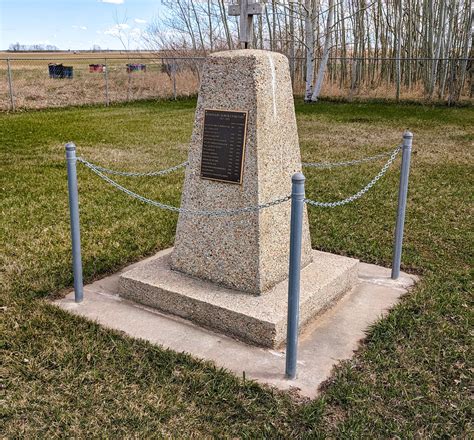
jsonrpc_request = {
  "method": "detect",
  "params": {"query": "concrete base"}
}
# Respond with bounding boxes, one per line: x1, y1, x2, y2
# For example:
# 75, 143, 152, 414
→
54, 255, 417, 398
118, 248, 359, 348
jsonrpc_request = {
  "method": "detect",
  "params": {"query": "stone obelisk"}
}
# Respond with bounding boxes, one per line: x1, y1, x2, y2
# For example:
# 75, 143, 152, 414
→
171, 50, 313, 294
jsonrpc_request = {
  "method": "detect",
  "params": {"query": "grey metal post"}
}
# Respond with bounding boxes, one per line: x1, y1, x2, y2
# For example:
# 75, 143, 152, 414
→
172, 59, 177, 100
285, 172, 305, 379
391, 131, 413, 279
7, 59, 15, 111
65, 143, 84, 303
104, 58, 109, 106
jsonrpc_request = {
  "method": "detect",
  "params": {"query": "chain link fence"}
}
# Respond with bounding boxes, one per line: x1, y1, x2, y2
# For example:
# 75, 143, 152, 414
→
1, 55, 471, 111
291, 57, 473, 103
0, 56, 205, 111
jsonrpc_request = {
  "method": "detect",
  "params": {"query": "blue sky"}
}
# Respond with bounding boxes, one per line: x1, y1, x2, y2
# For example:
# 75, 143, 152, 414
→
0, 0, 163, 50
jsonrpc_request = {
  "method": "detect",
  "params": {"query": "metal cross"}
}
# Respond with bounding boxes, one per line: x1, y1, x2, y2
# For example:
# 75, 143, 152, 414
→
228, 0, 265, 49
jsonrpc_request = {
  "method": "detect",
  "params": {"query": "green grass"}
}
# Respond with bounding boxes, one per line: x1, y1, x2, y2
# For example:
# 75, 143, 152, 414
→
2, 98, 473, 438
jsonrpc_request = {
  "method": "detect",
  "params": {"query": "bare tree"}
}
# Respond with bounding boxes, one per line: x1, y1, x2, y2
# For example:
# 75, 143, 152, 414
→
142, 0, 473, 103
311, 0, 334, 101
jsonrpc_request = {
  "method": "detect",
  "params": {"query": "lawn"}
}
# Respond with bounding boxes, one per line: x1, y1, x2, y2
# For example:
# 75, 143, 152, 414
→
1, 99, 472, 438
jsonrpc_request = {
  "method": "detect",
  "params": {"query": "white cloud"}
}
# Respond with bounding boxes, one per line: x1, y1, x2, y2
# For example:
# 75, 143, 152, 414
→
72, 25, 88, 30
134, 18, 147, 24
130, 27, 143, 39
98, 0, 124, 4
103, 23, 130, 37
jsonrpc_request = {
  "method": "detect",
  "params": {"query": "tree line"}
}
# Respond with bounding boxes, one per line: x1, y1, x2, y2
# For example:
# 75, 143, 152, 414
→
145, 0, 473, 103
8, 43, 60, 52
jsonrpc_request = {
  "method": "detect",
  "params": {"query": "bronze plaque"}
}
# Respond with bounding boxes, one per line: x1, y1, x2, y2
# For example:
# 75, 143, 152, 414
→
200, 109, 248, 184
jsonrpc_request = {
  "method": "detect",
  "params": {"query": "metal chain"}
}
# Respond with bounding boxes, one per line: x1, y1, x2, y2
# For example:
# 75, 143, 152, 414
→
302, 145, 401, 169
79, 159, 290, 216
77, 157, 188, 177
304, 145, 401, 208
78, 145, 400, 213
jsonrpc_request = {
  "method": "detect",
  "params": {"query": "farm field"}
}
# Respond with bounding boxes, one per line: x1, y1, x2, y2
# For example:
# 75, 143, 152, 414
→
1, 98, 472, 437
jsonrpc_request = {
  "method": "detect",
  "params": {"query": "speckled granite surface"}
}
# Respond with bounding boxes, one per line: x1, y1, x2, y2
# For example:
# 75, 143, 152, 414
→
171, 50, 312, 294
119, 248, 359, 348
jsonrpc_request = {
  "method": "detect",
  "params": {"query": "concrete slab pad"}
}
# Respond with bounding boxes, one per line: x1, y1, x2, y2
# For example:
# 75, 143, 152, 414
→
54, 255, 417, 398
118, 248, 358, 348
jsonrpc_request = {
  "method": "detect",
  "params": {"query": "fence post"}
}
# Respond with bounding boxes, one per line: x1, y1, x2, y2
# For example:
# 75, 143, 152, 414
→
285, 172, 305, 380
172, 59, 177, 100
104, 58, 109, 107
391, 131, 413, 280
65, 143, 84, 303
127, 63, 131, 102
7, 58, 15, 111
